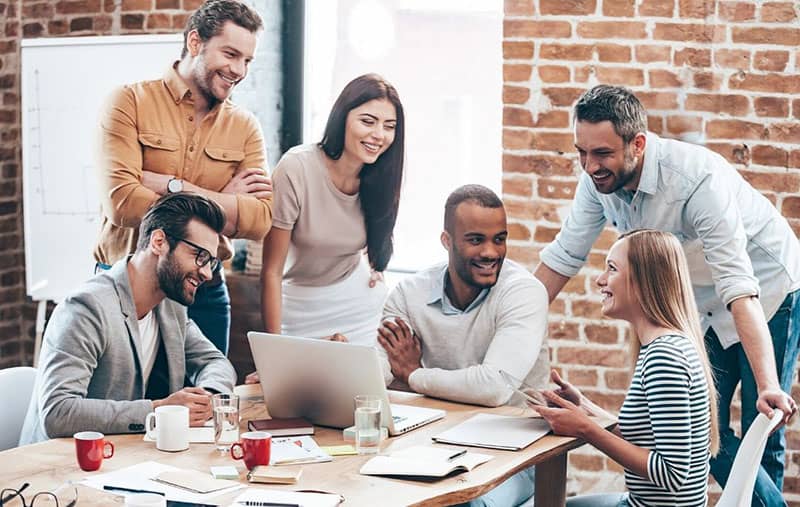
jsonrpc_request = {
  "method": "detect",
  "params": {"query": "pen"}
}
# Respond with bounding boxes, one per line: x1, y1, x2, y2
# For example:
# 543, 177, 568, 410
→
446, 449, 468, 461
103, 485, 166, 496
236, 502, 301, 507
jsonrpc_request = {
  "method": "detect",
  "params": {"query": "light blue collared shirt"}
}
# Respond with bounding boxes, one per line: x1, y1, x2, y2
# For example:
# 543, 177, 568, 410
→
427, 264, 490, 315
541, 132, 800, 348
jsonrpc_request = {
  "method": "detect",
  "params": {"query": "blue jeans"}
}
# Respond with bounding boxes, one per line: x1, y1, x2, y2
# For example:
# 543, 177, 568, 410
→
455, 467, 535, 507
567, 493, 628, 507
706, 289, 800, 507
187, 270, 231, 356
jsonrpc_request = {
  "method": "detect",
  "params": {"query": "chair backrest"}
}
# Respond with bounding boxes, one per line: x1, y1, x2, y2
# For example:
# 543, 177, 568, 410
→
0, 366, 37, 451
716, 409, 784, 507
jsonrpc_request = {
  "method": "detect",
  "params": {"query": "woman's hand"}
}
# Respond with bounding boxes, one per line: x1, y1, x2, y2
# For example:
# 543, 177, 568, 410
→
325, 333, 349, 342
550, 370, 581, 405
535, 390, 597, 439
244, 371, 260, 384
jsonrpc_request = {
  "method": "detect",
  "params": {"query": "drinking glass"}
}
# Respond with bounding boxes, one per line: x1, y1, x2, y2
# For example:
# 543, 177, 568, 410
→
212, 393, 240, 452
354, 395, 382, 455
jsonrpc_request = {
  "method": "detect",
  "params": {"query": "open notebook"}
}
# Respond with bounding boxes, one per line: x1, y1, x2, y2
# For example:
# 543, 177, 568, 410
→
432, 413, 551, 451
360, 445, 493, 478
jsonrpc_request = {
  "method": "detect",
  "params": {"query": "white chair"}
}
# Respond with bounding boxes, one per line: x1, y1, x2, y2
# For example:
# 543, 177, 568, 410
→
716, 409, 784, 507
0, 366, 37, 451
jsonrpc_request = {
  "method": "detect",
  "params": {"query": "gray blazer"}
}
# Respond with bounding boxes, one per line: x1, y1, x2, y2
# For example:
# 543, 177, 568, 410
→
19, 259, 236, 444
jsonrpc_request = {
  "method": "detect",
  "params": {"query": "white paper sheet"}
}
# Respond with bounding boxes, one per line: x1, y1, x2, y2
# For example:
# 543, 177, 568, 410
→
228, 489, 342, 507
432, 413, 551, 451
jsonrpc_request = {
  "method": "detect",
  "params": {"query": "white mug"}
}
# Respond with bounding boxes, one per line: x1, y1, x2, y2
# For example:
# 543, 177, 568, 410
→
145, 405, 189, 452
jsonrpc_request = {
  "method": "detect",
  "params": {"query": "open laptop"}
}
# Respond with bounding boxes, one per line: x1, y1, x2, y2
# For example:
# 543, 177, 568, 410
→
248, 332, 445, 436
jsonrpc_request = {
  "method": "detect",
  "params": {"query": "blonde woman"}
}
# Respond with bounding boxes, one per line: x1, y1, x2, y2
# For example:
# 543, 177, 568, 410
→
537, 230, 718, 506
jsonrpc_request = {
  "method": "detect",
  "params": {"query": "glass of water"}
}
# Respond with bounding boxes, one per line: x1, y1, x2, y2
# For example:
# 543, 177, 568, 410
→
212, 393, 240, 452
354, 394, 382, 455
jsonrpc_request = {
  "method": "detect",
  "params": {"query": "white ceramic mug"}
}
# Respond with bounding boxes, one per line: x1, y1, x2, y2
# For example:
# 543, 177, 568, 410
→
145, 405, 189, 452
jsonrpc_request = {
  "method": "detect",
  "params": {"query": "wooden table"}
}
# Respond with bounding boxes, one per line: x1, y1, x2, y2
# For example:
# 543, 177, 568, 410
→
0, 386, 600, 507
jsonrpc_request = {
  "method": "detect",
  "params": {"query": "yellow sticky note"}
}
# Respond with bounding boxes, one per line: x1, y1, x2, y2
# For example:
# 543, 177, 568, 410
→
321, 445, 358, 456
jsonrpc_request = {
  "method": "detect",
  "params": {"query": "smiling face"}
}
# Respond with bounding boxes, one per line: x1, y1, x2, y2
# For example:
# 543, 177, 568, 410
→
188, 21, 258, 104
157, 219, 219, 306
341, 98, 397, 166
575, 120, 644, 194
596, 238, 636, 321
444, 201, 508, 298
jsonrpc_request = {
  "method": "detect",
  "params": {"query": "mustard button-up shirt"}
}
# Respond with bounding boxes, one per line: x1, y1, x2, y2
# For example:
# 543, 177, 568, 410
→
94, 64, 272, 264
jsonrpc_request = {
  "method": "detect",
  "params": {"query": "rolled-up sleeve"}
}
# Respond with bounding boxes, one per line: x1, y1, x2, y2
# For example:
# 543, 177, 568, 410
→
684, 165, 759, 306
540, 172, 608, 277
231, 114, 272, 240
97, 86, 159, 228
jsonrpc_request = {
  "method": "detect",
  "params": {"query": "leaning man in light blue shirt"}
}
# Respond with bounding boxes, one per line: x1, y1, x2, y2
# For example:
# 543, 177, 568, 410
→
534, 85, 800, 506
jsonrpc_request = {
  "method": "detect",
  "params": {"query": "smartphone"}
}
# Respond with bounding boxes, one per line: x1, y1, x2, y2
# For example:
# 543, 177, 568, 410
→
499, 369, 547, 407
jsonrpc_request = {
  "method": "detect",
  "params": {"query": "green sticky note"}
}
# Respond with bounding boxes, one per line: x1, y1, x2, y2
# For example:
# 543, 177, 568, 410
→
321, 445, 358, 456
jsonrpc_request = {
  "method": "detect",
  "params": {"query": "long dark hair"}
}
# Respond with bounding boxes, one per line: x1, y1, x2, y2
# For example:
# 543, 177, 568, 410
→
319, 74, 405, 272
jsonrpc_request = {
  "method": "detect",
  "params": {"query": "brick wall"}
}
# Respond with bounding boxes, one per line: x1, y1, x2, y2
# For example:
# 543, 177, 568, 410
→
502, 0, 800, 502
0, 0, 280, 369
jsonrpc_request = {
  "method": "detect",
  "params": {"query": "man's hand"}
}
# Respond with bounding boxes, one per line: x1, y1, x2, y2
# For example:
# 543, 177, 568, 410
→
325, 333, 348, 342
377, 317, 422, 384
152, 387, 212, 426
245, 371, 260, 384
757, 388, 797, 428
221, 168, 272, 199
141, 170, 171, 195
368, 269, 384, 288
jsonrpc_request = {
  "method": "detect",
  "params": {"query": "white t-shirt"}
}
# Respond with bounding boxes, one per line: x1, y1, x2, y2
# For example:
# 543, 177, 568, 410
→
137, 310, 160, 385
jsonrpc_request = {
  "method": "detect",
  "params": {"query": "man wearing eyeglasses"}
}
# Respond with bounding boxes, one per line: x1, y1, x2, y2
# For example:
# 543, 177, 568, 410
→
93, 0, 273, 356
20, 193, 236, 444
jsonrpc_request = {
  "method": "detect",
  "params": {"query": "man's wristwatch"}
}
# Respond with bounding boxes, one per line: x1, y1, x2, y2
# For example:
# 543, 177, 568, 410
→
167, 177, 184, 193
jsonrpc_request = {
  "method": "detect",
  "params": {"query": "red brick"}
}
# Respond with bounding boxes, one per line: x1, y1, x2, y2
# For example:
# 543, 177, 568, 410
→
577, 21, 646, 39
753, 50, 789, 72
563, 275, 587, 295
508, 222, 532, 241
719, 1, 756, 21
549, 299, 566, 315
121, 13, 144, 29
595, 228, 619, 250
0, 75, 12, 90
603, 0, 634, 16
558, 346, 625, 367
566, 368, 598, 387
729, 72, 800, 94
549, 321, 580, 340
637, 91, 678, 110
761, 2, 797, 22
507, 246, 540, 266
534, 110, 570, 128
94, 14, 112, 33
679, 0, 715, 17
55, 0, 101, 14
571, 299, 604, 319
714, 49, 750, 69
183, 0, 203, 9
538, 65, 570, 83
596, 44, 631, 63
750, 146, 789, 168
574, 66, 592, 83
503, 64, 532, 82
171, 13, 189, 29
605, 370, 632, 389
22, 2, 54, 18
538, 178, 576, 199
5, 22, 18, 37
666, 115, 703, 136
654, 23, 725, 43
706, 119, 767, 141
70, 16, 93, 31
595, 66, 644, 86
706, 142, 750, 165
649, 69, 683, 88
504, 20, 571, 38
635, 45, 670, 63
768, 123, 800, 143
503, 127, 534, 148
794, 99, 800, 119
782, 197, 800, 219
791, 150, 800, 168
104, 0, 114, 11
540, 0, 596, 15
639, 0, 674, 16
505, 0, 535, 15
146, 12, 171, 29
543, 87, 585, 107
0, 41, 15, 55
503, 86, 530, 105
47, 20, 69, 34
22, 23, 44, 37
685, 94, 750, 116
0, 110, 14, 124
648, 114, 663, 134
534, 225, 560, 243
503, 107, 533, 128
674, 47, 711, 67
504, 200, 562, 222
693, 71, 724, 91
156, 0, 179, 7
732, 27, 800, 46
503, 41, 534, 60
585, 324, 619, 344
540, 44, 593, 61
503, 154, 576, 176
533, 132, 574, 153
754, 97, 789, 118
503, 176, 533, 197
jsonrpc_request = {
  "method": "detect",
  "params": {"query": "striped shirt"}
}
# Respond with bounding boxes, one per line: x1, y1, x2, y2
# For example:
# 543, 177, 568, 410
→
619, 334, 711, 507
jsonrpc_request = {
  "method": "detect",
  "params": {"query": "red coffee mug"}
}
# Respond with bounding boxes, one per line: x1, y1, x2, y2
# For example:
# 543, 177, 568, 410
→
230, 431, 271, 470
74, 431, 114, 471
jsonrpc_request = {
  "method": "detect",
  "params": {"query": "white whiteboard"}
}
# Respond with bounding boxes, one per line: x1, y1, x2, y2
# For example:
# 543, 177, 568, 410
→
21, 34, 183, 301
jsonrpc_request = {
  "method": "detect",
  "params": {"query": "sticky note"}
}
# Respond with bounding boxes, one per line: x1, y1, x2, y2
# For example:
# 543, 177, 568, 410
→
210, 465, 239, 480
321, 445, 358, 456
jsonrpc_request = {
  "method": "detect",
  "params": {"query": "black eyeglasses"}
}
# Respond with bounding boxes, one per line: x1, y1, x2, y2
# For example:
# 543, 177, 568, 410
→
166, 234, 220, 272
1, 482, 78, 507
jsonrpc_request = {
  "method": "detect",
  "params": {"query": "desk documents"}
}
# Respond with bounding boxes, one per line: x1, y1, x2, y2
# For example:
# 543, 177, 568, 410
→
360, 445, 493, 478
229, 489, 343, 507
432, 413, 551, 451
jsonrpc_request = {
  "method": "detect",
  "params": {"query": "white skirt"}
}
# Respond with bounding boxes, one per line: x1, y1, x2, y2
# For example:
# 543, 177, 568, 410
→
281, 259, 388, 346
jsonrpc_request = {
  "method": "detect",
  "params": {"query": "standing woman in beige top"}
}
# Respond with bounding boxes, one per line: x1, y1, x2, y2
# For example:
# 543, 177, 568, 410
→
260, 74, 404, 346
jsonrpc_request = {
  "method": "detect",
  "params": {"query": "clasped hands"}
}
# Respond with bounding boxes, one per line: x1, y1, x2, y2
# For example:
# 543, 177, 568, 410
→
152, 386, 214, 427
377, 317, 422, 385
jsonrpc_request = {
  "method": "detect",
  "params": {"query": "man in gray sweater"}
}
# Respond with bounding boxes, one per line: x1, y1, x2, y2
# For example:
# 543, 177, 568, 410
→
377, 184, 548, 507
20, 193, 236, 444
